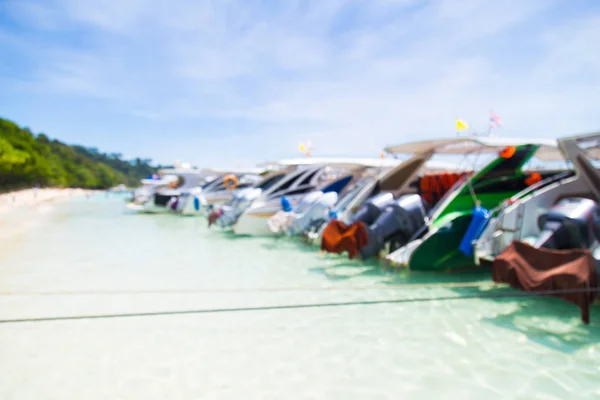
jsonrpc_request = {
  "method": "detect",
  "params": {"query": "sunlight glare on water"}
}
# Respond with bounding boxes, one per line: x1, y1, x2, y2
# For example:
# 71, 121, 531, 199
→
0, 194, 599, 399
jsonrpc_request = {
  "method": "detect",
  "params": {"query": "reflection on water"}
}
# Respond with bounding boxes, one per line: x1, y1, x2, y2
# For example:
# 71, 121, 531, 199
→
0, 193, 599, 399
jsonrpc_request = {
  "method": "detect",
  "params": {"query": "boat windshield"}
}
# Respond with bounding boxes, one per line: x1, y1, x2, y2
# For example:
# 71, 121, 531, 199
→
256, 174, 286, 191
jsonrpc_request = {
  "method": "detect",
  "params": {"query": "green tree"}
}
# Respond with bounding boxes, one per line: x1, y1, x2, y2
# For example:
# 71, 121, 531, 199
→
0, 117, 157, 190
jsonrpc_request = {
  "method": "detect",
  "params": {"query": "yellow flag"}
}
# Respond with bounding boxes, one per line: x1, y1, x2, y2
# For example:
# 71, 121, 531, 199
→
299, 143, 306, 152
456, 119, 469, 131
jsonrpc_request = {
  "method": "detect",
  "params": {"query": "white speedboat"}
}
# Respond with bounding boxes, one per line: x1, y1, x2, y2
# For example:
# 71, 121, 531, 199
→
469, 132, 600, 322
226, 163, 332, 236
211, 167, 294, 228
265, 158, 401, 236
125, 167, 210, 213
176, 168, 264, 216
213, 158, 373, 236
126, 174, 177, 212
473, 132, 600, 265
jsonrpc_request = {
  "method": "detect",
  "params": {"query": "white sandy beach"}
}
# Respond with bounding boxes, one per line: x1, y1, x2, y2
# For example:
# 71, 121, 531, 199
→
0, 188, 93, 239
0, 188, 89, 215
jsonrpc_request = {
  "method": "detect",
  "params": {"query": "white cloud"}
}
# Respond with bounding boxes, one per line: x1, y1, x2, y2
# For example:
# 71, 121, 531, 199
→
2, 0, 600, 167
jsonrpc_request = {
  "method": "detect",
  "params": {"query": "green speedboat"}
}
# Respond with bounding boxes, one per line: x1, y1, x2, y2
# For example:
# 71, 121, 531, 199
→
385, 137, 564, 271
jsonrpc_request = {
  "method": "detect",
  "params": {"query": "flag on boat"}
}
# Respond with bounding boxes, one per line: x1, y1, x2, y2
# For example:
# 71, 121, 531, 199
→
299, 140, 312, 156
489, 110, 502, 128
456, 118, 469, 131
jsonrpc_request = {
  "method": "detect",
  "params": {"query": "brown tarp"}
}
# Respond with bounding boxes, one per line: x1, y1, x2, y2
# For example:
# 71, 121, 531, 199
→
493, 241, 597, 324
321, 220, 369, 259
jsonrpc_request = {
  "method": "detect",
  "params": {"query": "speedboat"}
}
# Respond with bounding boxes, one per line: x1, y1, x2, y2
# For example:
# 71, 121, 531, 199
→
125, 167, 211, 213
126, 174, 177, 212
266, 158, 456, 240
213, 158, 375, 236
472, 132, 600, 324
266, 158, 401, 236
176, 168, 264, 216
384, 136, 566, 270
318, 142, 472, 259
210, 166, 295, 229
474, 132, 600, 265
301, 158, 458, 246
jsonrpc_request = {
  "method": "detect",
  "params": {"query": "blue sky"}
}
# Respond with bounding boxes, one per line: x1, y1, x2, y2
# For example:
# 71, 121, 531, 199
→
1, 0, 600, 168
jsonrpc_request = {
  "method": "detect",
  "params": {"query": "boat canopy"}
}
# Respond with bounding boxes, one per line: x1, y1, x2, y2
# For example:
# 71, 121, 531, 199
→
158, 167, 204, 175
199, 167, 266, 175
140, 175, 178, 185
559, 131, 600, 160
419, 160, 462, 172
270, 157, 401, 169
384, 136, 562, 161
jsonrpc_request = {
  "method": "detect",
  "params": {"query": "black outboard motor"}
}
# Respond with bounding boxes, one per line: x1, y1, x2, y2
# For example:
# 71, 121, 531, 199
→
350, 193, 395, 225
360, 194, 428, 259
534, 198, 599, 250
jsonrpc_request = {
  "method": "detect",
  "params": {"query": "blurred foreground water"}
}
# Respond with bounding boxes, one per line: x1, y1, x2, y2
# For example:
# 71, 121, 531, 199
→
0, 193, 598, 399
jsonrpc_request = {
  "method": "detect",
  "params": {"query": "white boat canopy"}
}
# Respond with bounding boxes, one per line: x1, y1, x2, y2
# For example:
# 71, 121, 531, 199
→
199, 167, 266, 175
421, 160, 463, 172
140, 175, 178, 185
158, 167, 205, 175
384, 136, 562, 161
270, 157, 401, 169
259, 157, 461, 176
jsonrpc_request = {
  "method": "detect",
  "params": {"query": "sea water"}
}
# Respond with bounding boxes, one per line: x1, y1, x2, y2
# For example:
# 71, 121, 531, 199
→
0, 193, 598, 399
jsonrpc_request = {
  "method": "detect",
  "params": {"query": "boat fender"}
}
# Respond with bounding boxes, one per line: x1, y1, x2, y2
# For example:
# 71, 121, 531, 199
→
458, 205, 491, 256
281, 196, 292, 212
193, 196, 200, 211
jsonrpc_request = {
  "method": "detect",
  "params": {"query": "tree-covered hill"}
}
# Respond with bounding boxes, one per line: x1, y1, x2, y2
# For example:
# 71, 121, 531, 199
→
0, 117, 157, 191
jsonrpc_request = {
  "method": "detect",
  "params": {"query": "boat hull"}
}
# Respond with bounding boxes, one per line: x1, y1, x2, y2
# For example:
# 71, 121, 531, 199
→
234, 210, 278, 236
125, 201, 170, 213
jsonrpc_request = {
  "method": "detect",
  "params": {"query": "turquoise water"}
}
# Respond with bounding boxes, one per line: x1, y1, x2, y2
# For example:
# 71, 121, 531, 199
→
0, 193, 599, 399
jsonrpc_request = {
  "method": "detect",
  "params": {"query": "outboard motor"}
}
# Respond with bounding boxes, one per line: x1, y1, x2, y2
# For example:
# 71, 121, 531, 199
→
292, 191, 339, 234
360, 194, 428, 259
534, 198, 599, 250
321, 192, 427, 259
216, 188, 262, 228
350, 192, 395, 225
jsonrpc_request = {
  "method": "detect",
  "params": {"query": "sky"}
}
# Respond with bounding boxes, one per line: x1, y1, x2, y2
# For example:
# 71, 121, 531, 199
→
1, 0, 600, 168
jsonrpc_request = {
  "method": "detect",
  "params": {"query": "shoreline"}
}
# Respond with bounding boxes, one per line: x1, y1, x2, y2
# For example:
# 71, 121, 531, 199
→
0, 188, 94, 215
